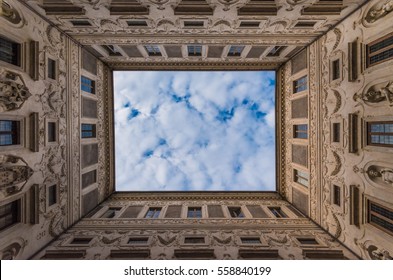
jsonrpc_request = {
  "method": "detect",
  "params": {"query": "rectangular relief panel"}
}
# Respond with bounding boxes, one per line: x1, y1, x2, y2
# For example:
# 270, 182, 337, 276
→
81, 143, 99, 168
292, 188, 309, 216
291, 97, 308, 119
350, 185, 360, 226
82, 97, 98, 119
110, 250, 150, 259
292, 144, 308, 167
82, 188, 98, 216
165, 205, 183, 218
246, 205, 269, 218
291, 49, 307, 75
348, 113, 358, 153
120, 206, 143, 218
82, 49, 97, 75
238, 249, 280, 259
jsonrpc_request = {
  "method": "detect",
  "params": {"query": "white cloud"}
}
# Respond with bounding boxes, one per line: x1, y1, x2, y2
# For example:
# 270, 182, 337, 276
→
114, 71, 276, 191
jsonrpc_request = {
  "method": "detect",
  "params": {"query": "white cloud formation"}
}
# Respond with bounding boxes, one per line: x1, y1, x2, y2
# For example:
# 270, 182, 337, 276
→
114, 71, 276, 191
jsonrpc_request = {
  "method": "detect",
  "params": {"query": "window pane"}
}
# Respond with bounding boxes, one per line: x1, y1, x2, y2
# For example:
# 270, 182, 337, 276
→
0, 200, 19, 231
48, 122, 56, 142
187, 207, 202, 218
0, 36, 20, 66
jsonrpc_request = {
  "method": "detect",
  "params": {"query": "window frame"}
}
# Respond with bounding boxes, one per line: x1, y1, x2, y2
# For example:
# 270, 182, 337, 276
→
81, 75, 96, 94
144, 45, 161, 56
367, 199, 393, 236
46, 56, 58, 81
227, 45, 245, 57
0, 35, 21, 67
187, 45, 203, 57
144, 207, 162, 219
293, 168, 309, 188
293, 124, 308, 139
187, 206, 203, 218
293, 75, 308, 94
81, 123, 97, 139
227, 206, 245, 218
0, 115, 24, 151
366, 31, 393, 68
46, 119, 58, 145
0, 199, 21, 232
366, 121, 393, 147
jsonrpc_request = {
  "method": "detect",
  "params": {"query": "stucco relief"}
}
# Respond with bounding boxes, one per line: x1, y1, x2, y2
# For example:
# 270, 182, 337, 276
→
0, 0, 23, 26
359, 161, 393, 190
0, 71, 32, 112
356, 79, 393, 106
0, 154, 33, 196
364, 0, 393, 25
0, 238, 27, 260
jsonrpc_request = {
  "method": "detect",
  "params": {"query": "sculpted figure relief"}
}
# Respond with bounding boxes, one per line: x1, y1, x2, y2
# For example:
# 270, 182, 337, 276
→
0, 155, 33, 190
0, 72, 32, 112
367, 165, 393, 186
365, 0, 393, 23
362, 81, 393, 106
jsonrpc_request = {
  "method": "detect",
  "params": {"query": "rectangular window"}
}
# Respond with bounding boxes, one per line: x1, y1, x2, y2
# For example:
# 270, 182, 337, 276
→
293, 124, 308, 139
184, 237, 205, 244
127, 20, 148, 27
332, 123, 340, 143
144, 45, 161, 56
145, 207, 161, 218
47, 58, 56, 80
81, 124, 96, 138
228, 207, 245, 218
0, 36, 21, 66
368, 201, 393, 235
0, 120, 20, 146
227, 46, 244, 57
101, 207, 122, 218
70, 20, 92, 27
267, 46, 286, 57
184, 21, 204, 27
293, 76, 308, 93
188, 45, 202, 57
0, 200, 20, 231
187, 207, 202, 218
241, 237, 261, 244
367, 121, 393, 147
47, 122, 56, 142
70, 237, 93, 245
297, 237, 319, 245
366, 32, 393, 67
127, 237, 149, 245
269, 207, 288, 218
294, 169, 309, 188
81, 76, 95, 94
332, 59, 340, 80
333, 185, 341, 206
48, 185, 57, 206
239, 21, 260, 28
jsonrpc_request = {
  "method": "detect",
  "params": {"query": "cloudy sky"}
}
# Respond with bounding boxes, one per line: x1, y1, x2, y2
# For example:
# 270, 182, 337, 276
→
114, 71, 276, 191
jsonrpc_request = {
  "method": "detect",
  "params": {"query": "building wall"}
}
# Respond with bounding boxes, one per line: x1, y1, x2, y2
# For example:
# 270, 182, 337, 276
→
0, 0, 112, 259
32, 193, 358, 260
280, 0, 393, 260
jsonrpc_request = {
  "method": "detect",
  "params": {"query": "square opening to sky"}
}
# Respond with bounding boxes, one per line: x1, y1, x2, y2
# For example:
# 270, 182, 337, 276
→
114, 71, 276, 191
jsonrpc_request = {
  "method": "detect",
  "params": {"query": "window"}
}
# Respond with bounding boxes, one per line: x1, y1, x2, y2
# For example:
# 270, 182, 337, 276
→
293, 124, 308, 139
145, 207, 161, 218
0, 200, 20, 231
144, 45, 161, 56
184, 21, 204, 27
241, 237, 261, 244
47, 122, 56, 142
293, 76, 308, 93
297, 237, 319, 245
332, 123, 340, 143
294, 169, 309, 188
333, 185, 341, 206
368, 201, 393, 235
81, 76, 95, 94
267, 46, 286, 57
70, 20, 92, 27
188, 45, 202, 57
239, 21, 260, 28
367, 121, 393, 147
0, 36, 21, 66
294, 21, 316, 28
366, 32, 393, 67
47, 58, 56, 80
0, 120, 20, 146
332, 59, 340, 80
269, 207, 288, 218
70, 237, 93, 245
228, 207, 244, 218
227, 46, 244, 57
81, 124, 96, 138
184, 237, 205, 244
127, 237, 149, 245
101, 45, 122, 56
126, 20, 148, 27
187, 207, 202, 218
48, 184, 57, 206
101, 207, 122, 218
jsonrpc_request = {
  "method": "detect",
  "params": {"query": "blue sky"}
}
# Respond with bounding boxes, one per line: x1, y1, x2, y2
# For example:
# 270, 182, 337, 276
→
114, 71, 276, 191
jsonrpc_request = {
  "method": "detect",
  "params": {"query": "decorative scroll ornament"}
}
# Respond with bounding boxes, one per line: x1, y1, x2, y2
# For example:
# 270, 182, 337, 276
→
0, 155, 33, 194
365, 0, 393, 24
0, 71, 32, 112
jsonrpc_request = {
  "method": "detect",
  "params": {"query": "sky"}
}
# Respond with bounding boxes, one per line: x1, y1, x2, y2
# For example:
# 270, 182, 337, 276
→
114, 71, 276, 191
